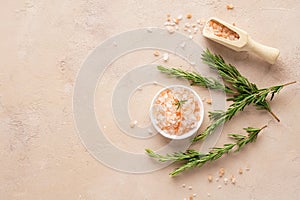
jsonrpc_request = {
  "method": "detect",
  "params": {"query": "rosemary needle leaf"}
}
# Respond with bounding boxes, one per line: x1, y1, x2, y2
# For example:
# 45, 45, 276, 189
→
146, 125, 267, 176
157, 65, 234, 93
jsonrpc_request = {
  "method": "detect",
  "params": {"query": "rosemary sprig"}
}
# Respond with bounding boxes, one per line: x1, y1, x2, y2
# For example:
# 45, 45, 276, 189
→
157, 65, 234, 93
146, 125, 267, 176
175, 99, 187, 110
193, 83, 293, 142
201, 49, 296, 121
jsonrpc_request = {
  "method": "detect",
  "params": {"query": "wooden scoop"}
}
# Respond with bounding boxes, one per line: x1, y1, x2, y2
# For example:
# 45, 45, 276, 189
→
202, 17, 280, 64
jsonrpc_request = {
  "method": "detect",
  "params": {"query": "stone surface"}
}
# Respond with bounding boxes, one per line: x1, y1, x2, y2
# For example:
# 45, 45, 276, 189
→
1, 0, 300, 199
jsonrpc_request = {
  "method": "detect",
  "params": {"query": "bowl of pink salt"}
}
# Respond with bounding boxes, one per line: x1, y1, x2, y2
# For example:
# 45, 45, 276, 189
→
150, 85, 204, 140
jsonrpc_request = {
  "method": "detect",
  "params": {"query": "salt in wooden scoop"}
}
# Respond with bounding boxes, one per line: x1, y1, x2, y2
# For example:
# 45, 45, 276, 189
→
202, 17, 280, 64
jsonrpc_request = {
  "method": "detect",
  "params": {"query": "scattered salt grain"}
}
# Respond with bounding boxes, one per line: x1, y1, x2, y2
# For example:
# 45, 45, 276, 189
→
166, 26, 175, 34
188, 186, 193, 190
208, 175, 213, 182
218, 185, 222, 189
189, 35, 193, 39
129, 120, 138, 128
182, 184, 186, 188
239, 168, 243, 174
226, 4, 234, 10
219, 167, 225, 177
186, 13, 192, 19
207, 193, 211, 197
185, 23, 191, 28
215, 177, 219, 182
193, 193, 197, 197
177, 14, 183, 20
113, 41, 118, 47
163, 53, 169, 62
147, 27, 153, 33
224, 178, 229, 185
231, 177, 236, 184
153, 51, 160, 56
180, 42, 186, 49
206, 98, 212, 104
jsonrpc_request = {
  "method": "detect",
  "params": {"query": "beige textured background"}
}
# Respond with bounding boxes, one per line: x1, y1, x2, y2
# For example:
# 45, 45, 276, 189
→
1, 0, 300, 199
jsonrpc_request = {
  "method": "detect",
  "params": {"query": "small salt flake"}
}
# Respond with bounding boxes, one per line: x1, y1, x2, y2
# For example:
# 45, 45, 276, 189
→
224, 178, 229, 185
239, 168, 243, 174
113, 41, 118, 47
180, 42, 186, 49
163, 53, 169, 62
182, 184, 186, 188
175, 26, 179, 30
218, 185, 222, 189
207, 193, 211, 197
215, 177, 219, 182
153, 51, 160, 57
187, 29, 192, 33
166, 26, 175, 34
189, 35, 193, 39
193, 194, 197, 197
147, 28, 153, 33
186, 13, 192, 19
231, 177, 236, 184
153, 81, 158, 85
190, 62, 196, 66
206, 99, 212, 104
208, 175, 213, 182
226, 4, 234, 10
137, 86, 143, 91
103, 125, 107, 129
129, 120, 138, 128
147, 128, 153, 135
185, 23, 191, 28
177, 14, 183, 20
188, 186, 192, 190
173, 18, 179, 24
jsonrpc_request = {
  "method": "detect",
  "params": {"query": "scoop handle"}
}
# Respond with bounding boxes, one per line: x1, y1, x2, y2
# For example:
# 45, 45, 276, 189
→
245, 37, 280, 64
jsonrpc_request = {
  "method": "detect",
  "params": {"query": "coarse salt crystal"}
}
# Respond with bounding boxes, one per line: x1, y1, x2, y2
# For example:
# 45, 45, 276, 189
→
224, 178, 229, 185
147, 27, 153, 33
163, 53, 169, 61
180, 42, 186, 49
166, 26, 175, 34
177, 14, 183, 20
185, 23, 191, 28
129, 120, 138, 128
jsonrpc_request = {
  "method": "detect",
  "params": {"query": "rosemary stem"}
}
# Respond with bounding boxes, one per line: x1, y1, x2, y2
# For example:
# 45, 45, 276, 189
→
268, 110, 280, 122
282, 81, 297, 87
